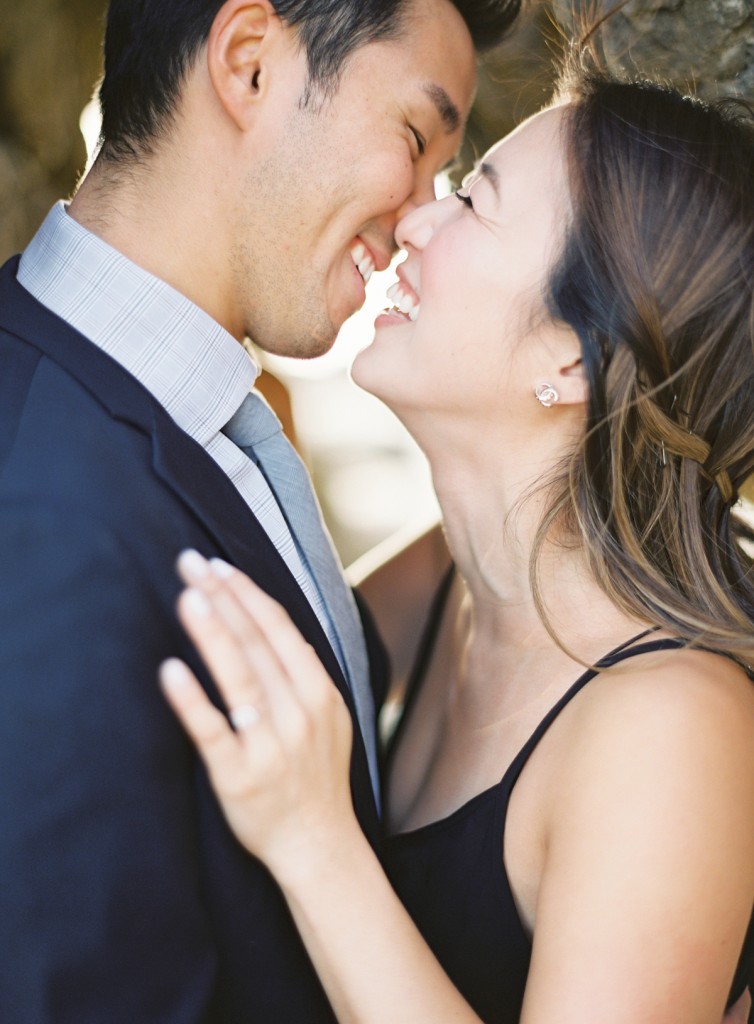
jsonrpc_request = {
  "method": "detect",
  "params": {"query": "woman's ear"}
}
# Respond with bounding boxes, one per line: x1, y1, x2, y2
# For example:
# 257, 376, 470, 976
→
555, 352, 588, 406
207, 0, 281, 131
533, 325, 588, 407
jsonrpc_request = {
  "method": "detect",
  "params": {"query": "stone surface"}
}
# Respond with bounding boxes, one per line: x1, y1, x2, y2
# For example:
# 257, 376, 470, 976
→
550, 0, 754, 102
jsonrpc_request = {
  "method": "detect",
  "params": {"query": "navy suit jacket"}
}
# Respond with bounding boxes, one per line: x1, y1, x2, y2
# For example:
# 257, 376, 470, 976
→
0, 256, 385, 1023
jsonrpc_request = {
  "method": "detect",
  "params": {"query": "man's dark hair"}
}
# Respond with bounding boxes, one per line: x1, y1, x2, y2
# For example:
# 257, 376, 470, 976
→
97, 0, 521, 163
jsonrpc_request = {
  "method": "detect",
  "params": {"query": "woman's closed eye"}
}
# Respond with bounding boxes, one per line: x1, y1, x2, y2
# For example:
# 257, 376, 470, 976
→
455, 190, 473, 208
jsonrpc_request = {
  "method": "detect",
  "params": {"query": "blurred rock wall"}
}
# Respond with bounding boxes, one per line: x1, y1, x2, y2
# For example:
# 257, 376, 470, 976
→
552, 0, 754, 101
463, 0, 754, 178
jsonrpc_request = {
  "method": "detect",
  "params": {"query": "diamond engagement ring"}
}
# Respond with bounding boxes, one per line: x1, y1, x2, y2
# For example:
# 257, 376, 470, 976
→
229, 703, 260, 731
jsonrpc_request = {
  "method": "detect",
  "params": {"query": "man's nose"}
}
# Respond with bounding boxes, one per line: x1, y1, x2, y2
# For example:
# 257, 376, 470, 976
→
395, 170, 438, 224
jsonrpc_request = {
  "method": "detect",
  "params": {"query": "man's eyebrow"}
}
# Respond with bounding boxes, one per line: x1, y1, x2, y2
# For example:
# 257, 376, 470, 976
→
423, 83, 461, 134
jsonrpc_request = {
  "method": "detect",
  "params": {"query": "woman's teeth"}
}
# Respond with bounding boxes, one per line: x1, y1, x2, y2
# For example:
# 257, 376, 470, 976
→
386, 282, 420, 322
350, 241, 375, 284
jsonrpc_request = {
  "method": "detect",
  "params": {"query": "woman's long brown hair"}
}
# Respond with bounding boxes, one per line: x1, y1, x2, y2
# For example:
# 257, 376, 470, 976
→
535, 60, 754, 664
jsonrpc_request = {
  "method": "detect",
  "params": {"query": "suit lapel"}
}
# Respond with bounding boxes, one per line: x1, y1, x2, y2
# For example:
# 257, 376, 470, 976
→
0, 257, 379, 824
0, 259, 325, 646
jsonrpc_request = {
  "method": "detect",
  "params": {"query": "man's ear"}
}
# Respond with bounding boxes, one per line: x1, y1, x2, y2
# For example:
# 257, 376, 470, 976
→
207, 0, 282, 131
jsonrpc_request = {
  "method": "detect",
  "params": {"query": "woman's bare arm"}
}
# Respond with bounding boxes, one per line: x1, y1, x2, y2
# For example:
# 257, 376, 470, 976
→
161, 552, 482, 1024
161, 553, 754, 1024
521, 651, 754, 1024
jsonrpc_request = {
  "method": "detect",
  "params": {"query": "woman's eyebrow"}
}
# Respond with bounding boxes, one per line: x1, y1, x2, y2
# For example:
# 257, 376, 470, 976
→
478, 162, 500, 197
462, 161, 501, 202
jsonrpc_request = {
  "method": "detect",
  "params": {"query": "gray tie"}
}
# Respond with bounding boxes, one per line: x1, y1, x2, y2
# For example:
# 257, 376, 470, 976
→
223, 389, 379, 804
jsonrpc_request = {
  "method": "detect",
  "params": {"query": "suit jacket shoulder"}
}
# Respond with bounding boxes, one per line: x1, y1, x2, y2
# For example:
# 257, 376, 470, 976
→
0, 255, 379, 1023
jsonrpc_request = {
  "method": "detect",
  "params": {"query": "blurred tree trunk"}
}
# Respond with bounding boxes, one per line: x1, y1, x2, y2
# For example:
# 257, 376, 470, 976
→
458, 2, 562, 177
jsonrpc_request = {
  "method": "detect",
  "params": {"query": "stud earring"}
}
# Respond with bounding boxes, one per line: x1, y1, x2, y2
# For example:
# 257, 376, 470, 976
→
534, 383, 559, 408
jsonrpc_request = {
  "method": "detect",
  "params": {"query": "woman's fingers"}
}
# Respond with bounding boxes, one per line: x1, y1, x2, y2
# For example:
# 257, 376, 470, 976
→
181, 550, 332, 702
160, 657, 288, 858
178, 550, 285, 676
176, 551, 312, 738
216, 568, 354, 761
175, 551, 351, 755
176, 586, 266, 715
222, 596, 308, 742
177, 550, 303, 725
164, 553, 357, 866
213, 559, 338, 709
159, 657, 249, 787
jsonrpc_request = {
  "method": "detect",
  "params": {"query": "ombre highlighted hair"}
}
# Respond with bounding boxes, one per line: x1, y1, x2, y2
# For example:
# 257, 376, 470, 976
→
537, 61, 754, 664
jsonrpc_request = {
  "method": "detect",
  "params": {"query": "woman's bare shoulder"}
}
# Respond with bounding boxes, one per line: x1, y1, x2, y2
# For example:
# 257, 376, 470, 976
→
526, 647, 754, 1024
550, 645, 754, 839
574, 645, 754, 744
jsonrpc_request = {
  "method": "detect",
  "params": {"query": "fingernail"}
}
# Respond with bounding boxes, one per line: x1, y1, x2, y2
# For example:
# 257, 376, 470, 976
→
183, 587, 212, 617
210, 557, 235, 580
159, 658, 191, 690
177, 549, 210, 580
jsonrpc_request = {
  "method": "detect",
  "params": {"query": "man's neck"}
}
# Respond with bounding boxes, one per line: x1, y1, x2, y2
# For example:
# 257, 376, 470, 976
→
69, 156, 238, 339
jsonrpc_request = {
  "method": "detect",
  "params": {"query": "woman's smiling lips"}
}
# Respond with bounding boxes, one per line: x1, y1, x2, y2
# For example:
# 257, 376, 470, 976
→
374, 278, 422, 325
376, 262, 422, 327
385, 281, 420, 321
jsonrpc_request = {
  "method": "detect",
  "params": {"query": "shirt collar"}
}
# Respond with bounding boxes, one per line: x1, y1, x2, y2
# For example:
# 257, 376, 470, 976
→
18, 201, 258, 444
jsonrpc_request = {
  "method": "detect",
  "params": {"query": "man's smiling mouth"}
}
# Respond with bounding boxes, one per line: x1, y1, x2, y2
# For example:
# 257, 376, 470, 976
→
349, 240, 375, 284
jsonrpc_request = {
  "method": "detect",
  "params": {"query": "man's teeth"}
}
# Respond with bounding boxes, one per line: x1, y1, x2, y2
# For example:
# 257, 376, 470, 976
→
350, 241, 375, 284
386, 282, 420, 322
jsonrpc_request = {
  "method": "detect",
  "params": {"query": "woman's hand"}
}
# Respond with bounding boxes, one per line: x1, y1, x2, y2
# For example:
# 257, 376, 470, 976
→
159, 550, 356, 878
160, 564, 483, 1024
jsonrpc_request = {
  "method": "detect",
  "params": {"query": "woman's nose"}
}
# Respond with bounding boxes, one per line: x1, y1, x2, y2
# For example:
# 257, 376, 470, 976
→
395, 193, 455, 252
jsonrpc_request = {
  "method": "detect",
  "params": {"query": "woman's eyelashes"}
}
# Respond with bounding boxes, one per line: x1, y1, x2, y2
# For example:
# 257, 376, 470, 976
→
455, 190, 473, 208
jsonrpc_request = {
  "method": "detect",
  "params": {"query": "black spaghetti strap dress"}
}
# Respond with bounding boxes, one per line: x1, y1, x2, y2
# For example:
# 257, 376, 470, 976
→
381, 570, 754, 1024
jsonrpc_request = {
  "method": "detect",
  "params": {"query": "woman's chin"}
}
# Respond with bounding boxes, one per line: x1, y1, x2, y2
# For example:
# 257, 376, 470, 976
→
350, 341, 424, 430
349, 344, 384, 397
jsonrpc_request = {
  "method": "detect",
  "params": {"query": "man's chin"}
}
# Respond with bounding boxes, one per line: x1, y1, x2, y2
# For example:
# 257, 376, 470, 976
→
250, 326, 338, 362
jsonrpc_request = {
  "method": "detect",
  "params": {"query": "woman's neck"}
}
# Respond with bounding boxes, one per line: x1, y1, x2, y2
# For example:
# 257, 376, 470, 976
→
428, 443, 649, 679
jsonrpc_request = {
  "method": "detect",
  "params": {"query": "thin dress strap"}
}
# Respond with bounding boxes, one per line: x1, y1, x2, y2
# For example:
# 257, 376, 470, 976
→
498, 634, 685, 801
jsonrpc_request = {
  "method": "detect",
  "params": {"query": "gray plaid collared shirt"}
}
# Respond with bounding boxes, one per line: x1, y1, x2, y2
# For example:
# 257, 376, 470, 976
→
18, 202, 342, 663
